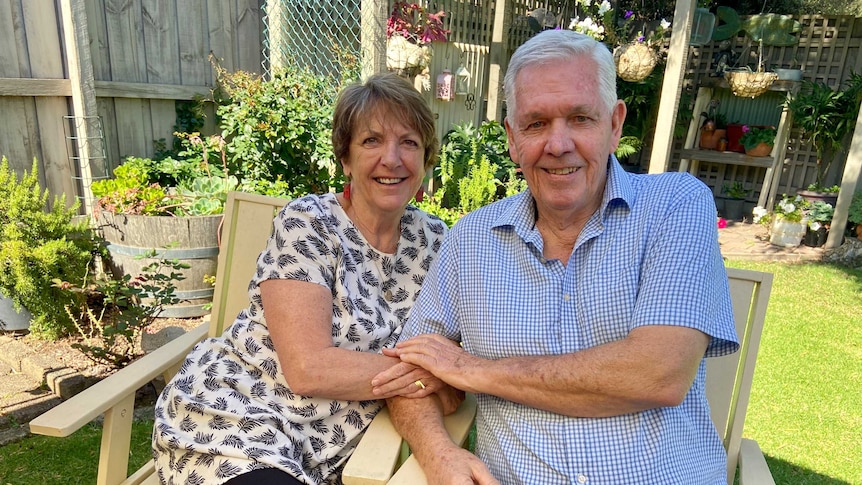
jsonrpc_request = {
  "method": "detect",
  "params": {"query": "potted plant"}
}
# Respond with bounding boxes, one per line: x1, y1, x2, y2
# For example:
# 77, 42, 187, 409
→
753, 194, 808, 248
567, 1, 670, 83
848, 190, 862, 241
0, 158, 96, 338
785, 74, 862, 191
699, 99, 728, 150
802, 200, 834, 247
739, 125, 777, 157
386, 2, 449, 77
721, 181, 749, 221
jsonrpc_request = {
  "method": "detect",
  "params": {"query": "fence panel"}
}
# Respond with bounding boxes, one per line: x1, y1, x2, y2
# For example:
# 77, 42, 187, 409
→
0, 0, 263, 208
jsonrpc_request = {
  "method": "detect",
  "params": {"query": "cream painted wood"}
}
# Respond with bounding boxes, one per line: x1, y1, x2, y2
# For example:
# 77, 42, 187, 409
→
29, 192, 290, 485
342, 268, 775, 485
648, 0, 695, 174
826, 99, 862, 248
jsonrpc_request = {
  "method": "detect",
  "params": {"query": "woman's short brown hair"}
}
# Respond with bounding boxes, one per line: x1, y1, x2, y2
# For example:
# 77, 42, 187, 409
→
332, 73, 439, 171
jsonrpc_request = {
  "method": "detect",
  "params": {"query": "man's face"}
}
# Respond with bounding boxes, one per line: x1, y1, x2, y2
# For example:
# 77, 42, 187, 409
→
505, 57, 625, 223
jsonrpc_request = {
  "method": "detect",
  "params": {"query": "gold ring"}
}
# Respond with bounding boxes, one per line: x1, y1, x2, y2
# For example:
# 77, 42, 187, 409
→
414, 380, 426, 390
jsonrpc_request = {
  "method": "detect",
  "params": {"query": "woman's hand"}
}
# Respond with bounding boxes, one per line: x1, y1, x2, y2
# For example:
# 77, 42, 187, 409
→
370, 360, 444, 399
377, 334, 481, 393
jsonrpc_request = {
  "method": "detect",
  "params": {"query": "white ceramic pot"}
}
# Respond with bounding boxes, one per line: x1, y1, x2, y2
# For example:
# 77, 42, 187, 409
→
770, 217, 807, 248
0, 291, 32, 332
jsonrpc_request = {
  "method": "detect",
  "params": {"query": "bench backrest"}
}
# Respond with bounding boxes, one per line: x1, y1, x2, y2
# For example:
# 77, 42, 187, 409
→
208, 191, 290, 337
708, 267, 773, 483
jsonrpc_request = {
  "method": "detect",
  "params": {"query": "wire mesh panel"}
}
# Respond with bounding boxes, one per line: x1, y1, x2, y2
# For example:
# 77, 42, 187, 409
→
262, 0, 363, 82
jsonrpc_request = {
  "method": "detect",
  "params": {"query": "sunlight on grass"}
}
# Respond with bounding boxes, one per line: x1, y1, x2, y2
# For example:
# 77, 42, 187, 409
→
0, 419, 154, 484
727, 261, 862, 485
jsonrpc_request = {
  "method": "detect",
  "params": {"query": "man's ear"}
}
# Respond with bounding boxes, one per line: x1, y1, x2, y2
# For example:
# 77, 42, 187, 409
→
609, 100, 627, 153
504, 118, 520, 166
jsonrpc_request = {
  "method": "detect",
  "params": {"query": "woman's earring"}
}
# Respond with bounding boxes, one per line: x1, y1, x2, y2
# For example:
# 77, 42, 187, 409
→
344, 183, 351, 200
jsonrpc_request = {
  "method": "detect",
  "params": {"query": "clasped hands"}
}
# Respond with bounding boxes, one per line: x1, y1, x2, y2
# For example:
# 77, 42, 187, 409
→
372, 334, 478, 413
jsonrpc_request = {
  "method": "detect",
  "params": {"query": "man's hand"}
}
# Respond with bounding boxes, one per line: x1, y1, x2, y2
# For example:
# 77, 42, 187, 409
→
418, 444, 500, 485
375, 334, 483, 393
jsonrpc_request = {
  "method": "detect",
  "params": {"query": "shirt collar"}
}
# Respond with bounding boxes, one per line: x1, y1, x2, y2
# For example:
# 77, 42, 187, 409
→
493, 155, 635, 234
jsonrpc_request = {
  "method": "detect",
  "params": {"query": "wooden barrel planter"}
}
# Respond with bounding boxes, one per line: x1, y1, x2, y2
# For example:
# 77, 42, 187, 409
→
96, 211, 222, 318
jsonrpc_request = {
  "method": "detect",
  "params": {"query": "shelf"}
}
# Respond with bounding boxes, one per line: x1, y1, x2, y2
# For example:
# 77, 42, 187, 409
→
680, 149, 775, 168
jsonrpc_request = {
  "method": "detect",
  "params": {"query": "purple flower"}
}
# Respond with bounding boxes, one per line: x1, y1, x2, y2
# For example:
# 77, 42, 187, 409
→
742, 125, 750, 133
625, 10, 634, 19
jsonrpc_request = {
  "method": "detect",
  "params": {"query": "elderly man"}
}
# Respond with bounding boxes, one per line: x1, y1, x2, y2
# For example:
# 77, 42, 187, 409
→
373, 29, 739, 484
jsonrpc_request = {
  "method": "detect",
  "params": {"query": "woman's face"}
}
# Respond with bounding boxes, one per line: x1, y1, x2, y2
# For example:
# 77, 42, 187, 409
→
342, 107, 426, 216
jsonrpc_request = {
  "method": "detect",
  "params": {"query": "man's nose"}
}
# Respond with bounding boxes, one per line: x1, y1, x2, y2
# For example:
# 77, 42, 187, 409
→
545, 121, 575, 156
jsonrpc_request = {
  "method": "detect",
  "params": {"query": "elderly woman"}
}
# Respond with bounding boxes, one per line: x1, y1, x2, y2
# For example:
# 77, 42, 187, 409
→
153, 73, 453, 485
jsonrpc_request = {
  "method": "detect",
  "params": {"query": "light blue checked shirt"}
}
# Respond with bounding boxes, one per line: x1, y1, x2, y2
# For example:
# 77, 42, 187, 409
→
400, 158, 739, 484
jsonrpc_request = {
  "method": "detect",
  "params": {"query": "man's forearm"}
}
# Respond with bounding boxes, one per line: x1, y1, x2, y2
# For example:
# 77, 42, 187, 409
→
386, 395, 459, 464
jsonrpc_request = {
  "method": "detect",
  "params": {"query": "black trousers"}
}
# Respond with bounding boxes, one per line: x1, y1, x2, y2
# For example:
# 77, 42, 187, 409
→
223, 468, 305, 485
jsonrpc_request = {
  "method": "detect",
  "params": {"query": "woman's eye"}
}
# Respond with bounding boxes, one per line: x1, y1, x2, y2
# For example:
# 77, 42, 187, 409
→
362, 137, 379, 145
404, 139, 420, 147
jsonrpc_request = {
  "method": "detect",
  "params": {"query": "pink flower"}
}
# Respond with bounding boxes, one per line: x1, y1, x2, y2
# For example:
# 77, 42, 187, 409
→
717, 218, 728, 229
741, 125, 750, 133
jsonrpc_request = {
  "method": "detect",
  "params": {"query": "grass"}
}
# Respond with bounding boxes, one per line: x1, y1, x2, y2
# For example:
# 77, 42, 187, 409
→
726, 260, 862, 484
0, 261, 859, 484
0, 419, 154, 484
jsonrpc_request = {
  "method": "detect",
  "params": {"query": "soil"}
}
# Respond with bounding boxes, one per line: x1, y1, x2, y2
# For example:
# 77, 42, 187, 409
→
15, 317, 205, 380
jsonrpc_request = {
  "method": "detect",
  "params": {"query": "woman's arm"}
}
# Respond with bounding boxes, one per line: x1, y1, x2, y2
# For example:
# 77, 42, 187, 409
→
261, 278, 441, 401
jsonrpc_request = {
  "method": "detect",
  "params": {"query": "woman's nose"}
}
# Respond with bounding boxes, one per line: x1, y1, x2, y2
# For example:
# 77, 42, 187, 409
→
381, 141, 403, 167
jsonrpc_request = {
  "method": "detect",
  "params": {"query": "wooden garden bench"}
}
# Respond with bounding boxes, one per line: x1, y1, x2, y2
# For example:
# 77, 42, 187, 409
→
341, 267, 777, 485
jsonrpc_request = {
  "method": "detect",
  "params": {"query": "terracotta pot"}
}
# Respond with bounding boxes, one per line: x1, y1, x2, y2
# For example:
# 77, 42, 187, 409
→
857, 224, 862, 241
700, 128, 727, 150
726, 123, 746, 153
745, 142, 773, 157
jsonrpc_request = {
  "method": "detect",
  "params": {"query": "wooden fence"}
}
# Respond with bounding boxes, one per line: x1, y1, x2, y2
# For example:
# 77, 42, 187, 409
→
0, 0, 263, 211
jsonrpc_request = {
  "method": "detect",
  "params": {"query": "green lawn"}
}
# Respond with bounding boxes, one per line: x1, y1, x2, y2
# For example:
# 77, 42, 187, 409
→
726, 260, 862, 485
0, 261, 859, 484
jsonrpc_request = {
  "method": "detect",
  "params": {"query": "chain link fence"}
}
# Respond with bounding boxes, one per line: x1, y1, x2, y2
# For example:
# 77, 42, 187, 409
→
262, 0, 374, 84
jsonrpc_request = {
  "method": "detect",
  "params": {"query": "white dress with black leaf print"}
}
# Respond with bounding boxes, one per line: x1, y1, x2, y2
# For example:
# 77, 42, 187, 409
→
153, 193, 446, 485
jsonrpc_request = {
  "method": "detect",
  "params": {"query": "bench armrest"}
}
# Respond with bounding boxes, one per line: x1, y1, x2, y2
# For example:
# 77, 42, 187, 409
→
738, 438, 775, 485
29, 322, 208, 437
343, 393, 477, 485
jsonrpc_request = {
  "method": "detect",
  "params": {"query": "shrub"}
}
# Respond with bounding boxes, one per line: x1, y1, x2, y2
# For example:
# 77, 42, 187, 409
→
0, 158, 97, 339
214, 64, 344, 195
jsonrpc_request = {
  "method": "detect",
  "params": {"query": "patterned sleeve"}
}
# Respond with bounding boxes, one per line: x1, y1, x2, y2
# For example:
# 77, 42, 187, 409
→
250, 195, 335, 291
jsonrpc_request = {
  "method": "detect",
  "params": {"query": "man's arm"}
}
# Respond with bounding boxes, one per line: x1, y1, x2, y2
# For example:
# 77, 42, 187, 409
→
380, 325, 709, 418
386, 394, 499, 485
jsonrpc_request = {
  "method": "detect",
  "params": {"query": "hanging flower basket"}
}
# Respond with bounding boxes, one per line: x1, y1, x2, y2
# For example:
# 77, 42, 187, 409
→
613, 42, 658, 82
725, 70, 778, 98
386, 34, 431, 78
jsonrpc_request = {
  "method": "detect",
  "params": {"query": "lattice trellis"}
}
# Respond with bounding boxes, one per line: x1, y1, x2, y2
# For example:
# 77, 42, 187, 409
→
677, 14, 862, 202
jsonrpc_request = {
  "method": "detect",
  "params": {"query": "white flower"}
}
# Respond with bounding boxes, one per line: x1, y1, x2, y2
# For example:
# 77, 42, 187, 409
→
752, 206, 768, 224
569, 16, 605, 40
660, 18, 671, 30
779, 200, 796, 214
598, 0, 612, 15
810, 221, 822, 231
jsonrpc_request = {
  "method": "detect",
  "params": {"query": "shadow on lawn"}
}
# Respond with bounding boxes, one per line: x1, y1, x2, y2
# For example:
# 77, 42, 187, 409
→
764, 454, 853, 485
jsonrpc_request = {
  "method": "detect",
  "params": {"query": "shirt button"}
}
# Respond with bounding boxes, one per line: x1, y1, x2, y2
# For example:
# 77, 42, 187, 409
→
577, 475, 588, 484
563, 294, 571, 301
